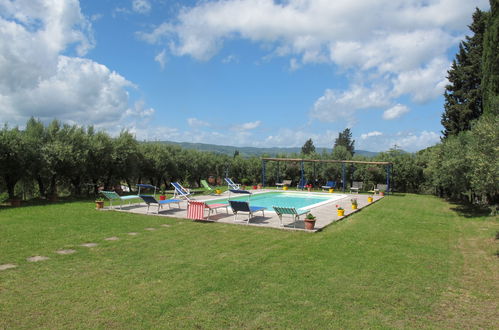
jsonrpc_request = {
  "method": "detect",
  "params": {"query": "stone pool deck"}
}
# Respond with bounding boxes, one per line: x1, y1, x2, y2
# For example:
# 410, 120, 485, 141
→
105, 190, 384, 232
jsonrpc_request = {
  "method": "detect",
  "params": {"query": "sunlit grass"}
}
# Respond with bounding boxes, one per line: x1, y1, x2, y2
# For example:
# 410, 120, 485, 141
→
0, 194, 497, 328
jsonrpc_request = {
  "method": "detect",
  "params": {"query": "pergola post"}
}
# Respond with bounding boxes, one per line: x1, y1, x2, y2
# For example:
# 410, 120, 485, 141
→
386, 164, 391, 194
342, 162, 346, 192
276, 161, 280, 184
262, 159, 266, 188
313, 162, 316, 186
300, 160, 304, 186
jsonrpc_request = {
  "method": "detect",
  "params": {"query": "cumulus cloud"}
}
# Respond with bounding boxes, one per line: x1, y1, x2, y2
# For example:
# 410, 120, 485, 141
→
383, 104, 410, 120
392, 57, 450, 103
0, 0, 152, 130
232, 120, 261, 131
264, 129, 337, 148
357, 130, 440, 152
139, 0, 487, 120
132, 0, 151, 14
310, 85, 391, 123
394, 131, 441, 151
140, 0, 485, 64
361, 131, 383, 139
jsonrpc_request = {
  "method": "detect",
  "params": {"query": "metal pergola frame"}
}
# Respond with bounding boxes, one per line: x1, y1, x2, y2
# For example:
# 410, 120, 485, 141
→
261, 157, 393, 193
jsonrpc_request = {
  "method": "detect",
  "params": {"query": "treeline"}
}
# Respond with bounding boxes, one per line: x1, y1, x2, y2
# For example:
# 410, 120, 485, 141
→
0, 116, 496, 208
0, 118, 411, 201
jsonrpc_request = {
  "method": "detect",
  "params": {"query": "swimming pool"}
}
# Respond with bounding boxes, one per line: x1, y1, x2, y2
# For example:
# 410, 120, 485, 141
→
206, 192, 347, 211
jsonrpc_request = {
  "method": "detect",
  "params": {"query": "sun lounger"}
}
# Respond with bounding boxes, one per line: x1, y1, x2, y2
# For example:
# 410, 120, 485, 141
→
272, 206, 310, 228
321, 181, 336, 191
297, 178, 307, 190
171, 182, 193, 200
100, 191, 140, 209
229, 200, 266, 224
224, 178, 241, 190
201, 179, 219, 195
276, 179, 292, 189
369, 184, 387, 194
139, 195, 182, 214
187, 201, 229, 220
350, 181, 363, 194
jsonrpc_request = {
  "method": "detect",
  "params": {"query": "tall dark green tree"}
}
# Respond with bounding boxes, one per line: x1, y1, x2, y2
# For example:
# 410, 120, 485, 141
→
441, 8, 488, 137
301, 138, 315, 155
482, 0, 499, 115
334, 128, 355, 156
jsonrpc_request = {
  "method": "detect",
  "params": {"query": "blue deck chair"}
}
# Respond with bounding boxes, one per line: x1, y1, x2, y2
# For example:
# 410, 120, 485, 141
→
321, 181, 336, 191
136, 183, 158, 196
224, 178, 241, 190
139, 195, 182, 214
229, 200, 266, 224
273, 206, 310, 228
100, 191, 140, 209
171, 182, 193, 200
297, 178, 308, 190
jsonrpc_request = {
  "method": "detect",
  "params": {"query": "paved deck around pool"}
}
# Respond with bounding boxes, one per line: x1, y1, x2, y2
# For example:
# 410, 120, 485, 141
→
106, 190, 384, 232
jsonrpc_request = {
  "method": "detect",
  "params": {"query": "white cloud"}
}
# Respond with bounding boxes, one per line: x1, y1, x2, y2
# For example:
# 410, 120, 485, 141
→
0, 0, 152, 130
361, 131, 383, 139
393, 131, 441, 151
141, 0, 486, 65
139, 0, 488, 116
383, 104, 410, 120
356, 130, 440, 152
2, 56, 135, 125
289, 58, 300, 71
310, 85, 391, 123
222, 54, 239, 64
232, 120, 261, 131
154, 49, 167, 69
132, 0, 151, 14
392, 57, 450, 103
264, 129, 337, 148
187, 118, 210, 128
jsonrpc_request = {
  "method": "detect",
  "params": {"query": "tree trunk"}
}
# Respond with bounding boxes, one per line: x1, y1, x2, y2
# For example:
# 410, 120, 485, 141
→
48, 175, 57, 196
71, 176, 81, 196
5, 177, 16, 200
36, 176, 46, 198
125, 178, 133, 193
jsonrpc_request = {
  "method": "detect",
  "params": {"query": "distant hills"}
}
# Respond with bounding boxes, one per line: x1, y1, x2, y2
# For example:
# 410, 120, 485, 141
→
157, 141, 378, 158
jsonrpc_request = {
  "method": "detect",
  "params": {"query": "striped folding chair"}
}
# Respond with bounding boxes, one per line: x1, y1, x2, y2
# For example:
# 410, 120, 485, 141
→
187, 201, 229, 221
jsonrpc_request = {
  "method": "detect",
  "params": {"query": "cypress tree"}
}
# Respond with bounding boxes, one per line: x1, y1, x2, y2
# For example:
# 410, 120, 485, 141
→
441, 8, 488, 137
334, 128, 355, 156
301, 138, 316, 155
482, 0, 499, 115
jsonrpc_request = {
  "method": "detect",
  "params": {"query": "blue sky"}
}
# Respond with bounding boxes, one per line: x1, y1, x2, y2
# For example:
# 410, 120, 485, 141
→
0, 0, 490, 152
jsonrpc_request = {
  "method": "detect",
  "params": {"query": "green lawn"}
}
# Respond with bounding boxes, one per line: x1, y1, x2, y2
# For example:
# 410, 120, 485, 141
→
0, 194, 497, 328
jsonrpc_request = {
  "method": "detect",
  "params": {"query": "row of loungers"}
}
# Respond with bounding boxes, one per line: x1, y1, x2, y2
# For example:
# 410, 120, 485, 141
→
100, 188, 311, 228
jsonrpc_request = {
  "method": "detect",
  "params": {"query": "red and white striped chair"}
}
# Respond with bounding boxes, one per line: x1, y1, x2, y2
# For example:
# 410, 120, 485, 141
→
187, 201, 229, 221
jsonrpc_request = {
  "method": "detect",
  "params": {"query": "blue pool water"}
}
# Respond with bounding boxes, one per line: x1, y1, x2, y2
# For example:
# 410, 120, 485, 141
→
206, 192, 347, 210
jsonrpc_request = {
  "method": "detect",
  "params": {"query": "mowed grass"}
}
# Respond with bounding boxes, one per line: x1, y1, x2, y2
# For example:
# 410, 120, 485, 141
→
0, 195, 497, 328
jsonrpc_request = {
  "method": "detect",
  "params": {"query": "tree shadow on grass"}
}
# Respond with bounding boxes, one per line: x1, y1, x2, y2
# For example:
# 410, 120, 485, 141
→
0, 197, 96, 210
449, 201, 492, 218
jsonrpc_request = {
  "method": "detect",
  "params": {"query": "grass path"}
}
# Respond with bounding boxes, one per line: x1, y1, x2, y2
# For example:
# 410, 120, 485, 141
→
0, 195, 497, 328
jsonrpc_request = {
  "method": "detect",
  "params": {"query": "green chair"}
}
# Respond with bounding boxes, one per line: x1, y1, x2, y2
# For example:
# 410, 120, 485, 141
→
272, 206, 310, 228
100, 191, 140, 209
201, 179, 213, 191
